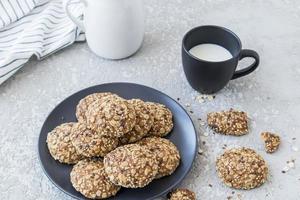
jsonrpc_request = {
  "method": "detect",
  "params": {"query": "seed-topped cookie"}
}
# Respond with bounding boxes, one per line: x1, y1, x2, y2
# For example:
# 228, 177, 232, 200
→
207, 108, 249, 136
71, 123, 119, 157
46, 123, 83, 164
76, 92, 114, 122
147, 102, 173, 137
119, 99, 154, 144
168, 188, 196, 200
104, 144, 159, 188
86, 96, 136, 138
216, 148, 268, 190
261, 132, 281, 153
70, 159, 121, 199
138, 137, 180, 178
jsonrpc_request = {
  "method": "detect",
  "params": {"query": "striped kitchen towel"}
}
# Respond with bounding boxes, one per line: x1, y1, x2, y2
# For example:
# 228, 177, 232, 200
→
0, 0, 85, 85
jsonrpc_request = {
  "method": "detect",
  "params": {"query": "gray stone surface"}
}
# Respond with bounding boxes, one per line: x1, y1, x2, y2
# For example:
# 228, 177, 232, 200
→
1, 0, 300, 199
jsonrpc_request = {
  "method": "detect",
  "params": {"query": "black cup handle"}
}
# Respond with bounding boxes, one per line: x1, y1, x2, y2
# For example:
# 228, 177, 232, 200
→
231, 49, 260, 80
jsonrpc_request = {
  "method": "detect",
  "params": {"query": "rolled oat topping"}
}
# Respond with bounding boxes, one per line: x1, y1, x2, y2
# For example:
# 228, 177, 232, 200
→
138, 137, 180, 178
86, 97, 136, 138
75, 92, 114, 122
168, 188, 196, 200
70, 159, 121, 199
46, 123, 83, 164
207, 109, 249, 136
147, 102, 173, 137
261, 132, 280, 153
71, 123, 119, 157
103, 144, 159, 188
119, 99, 154, 144
216, 148, 268, 190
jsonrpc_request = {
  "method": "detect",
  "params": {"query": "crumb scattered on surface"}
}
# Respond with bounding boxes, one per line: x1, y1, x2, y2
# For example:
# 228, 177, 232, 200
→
261, 132, 280, 153
282, 159, 296, 173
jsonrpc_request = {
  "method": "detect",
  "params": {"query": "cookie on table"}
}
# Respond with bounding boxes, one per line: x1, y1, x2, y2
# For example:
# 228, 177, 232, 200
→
75, 92, 114, 122
86, 96, 136, 138
70, 158, 121, 199
46, 122, 83, 164
138, 137, 180, 178
207, 108, 249, 136
216, 148, 268, 190
119, 99, 154, 144
71, 123, 119, 157
168, 188, 196, 200
147, 102, 173, 137
104, 144, 159, 188
261, 132, 280, 153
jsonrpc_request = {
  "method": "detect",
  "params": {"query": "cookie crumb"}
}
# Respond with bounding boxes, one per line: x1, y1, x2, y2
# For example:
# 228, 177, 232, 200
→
261, 132, 280, 153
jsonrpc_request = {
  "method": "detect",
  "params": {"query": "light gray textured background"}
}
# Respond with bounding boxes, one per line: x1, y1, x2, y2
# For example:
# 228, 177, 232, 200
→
1, 0, 300, 199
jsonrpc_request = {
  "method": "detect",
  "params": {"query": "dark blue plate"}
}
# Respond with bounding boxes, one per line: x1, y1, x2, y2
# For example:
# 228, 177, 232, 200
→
38, 82, 198, 200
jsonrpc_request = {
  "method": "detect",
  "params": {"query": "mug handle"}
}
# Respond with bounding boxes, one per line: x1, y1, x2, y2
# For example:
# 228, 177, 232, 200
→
231, 49, 260, 79
65, 0, 87, 32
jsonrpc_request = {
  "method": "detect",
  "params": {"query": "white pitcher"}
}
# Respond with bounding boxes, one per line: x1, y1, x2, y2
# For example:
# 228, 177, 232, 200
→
65, 0, 145, 59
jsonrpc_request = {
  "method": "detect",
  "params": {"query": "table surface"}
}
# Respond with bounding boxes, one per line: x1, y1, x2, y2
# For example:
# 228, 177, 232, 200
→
1, 0, 300, 199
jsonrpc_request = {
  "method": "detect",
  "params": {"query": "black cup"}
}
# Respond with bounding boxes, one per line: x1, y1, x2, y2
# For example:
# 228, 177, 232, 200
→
182, 25, 259, 94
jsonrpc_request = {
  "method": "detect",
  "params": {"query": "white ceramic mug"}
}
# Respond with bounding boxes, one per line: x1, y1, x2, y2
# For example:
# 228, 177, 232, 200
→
65, 0, 145, 59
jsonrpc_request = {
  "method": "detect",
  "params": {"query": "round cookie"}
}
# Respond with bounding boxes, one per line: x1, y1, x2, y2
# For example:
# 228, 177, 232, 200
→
70, 159, 121, 199
86, 97, 136, 138
71, 123, 119, 157
147, 102, 173, 137
138, 137, 180, 178
168, 188, 196, 200
46, 123, 83, 164
119, 99, 154, 144
76, 92, 114, 122
103, 144, 159, 188
216, 148, 268, 190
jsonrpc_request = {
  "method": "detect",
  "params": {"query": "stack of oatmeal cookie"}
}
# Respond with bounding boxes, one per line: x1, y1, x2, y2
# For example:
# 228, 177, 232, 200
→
46, 92, 181, 199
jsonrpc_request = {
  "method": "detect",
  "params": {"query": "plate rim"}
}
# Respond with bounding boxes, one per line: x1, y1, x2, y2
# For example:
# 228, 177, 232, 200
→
38, 82, 198, 200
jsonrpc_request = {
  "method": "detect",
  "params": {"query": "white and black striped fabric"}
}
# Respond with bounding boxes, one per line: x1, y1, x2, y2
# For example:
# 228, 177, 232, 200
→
0, 0, 85, 85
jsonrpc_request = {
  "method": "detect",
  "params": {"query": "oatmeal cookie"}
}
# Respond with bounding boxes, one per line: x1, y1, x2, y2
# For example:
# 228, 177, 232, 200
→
138, 137, 180, 178
147, 102, 173, 137
261, 132, 280, 153
216, 148, 268, 190
103, 144, 159, 188
86, 97, 136, 138
70, 158, 121, 199
207, 108, 249, 136
46, 123, 82, 164
75, 92, 114, 122
71, 123, 119, 157
168, 188, 196, 200
119, 99, 154, 144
